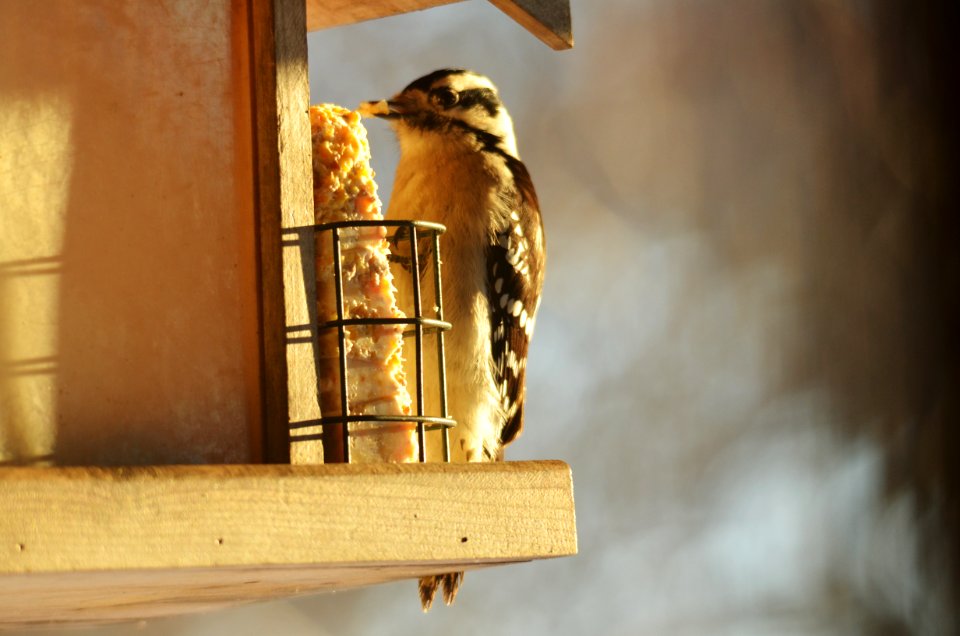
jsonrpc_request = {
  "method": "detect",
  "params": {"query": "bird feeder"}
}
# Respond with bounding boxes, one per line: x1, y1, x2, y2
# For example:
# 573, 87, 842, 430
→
0, 0, 576, 627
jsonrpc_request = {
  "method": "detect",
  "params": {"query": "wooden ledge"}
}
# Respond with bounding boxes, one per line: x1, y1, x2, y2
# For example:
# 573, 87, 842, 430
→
306, 0, 573, 50
0, 461, 576, 626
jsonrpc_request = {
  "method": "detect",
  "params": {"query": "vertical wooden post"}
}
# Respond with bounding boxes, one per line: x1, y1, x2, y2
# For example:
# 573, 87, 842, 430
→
249, 0, 318, 463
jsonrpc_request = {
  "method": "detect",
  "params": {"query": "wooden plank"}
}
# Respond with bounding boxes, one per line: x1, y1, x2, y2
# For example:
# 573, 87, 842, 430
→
0, 461, 575, 572
304, 0, 573, 51
487, 0, 573, 50
0, 461, 576, 624
250, 0, 318, 463
305, 0, 464, 31
0, 461, 575, 623
0, 0, 263, 466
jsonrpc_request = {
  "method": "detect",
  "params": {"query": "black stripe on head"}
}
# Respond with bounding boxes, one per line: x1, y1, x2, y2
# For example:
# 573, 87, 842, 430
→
403, 109, 507, 150
403, 68, 468, 94
446, 119, 516, 159
457, 88, 500, 116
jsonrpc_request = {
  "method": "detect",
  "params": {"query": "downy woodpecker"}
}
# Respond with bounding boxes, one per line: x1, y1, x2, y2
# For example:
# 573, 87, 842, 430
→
361, 69, 546, 610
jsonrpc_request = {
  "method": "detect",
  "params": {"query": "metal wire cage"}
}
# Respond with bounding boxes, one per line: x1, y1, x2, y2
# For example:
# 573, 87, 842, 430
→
313, 219, 456, 464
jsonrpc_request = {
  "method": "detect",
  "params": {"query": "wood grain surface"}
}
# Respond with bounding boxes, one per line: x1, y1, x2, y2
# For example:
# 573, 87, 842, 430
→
250, 0, 320, 463
0, 0, 263, 466
305, 0, 464, 31
0, 461, 576, 625
305, 0, 573, 51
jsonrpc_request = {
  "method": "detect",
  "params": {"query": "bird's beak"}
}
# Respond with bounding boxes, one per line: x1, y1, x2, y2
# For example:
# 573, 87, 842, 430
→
358, 99, 390, 118
358, 97, 407, 119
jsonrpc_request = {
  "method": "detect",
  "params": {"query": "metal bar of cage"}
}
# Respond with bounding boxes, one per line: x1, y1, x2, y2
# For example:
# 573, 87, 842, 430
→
432, 230, 451, 462
313, 219, 456, 463
409, 224, 426, 462
330, 225, 351, 464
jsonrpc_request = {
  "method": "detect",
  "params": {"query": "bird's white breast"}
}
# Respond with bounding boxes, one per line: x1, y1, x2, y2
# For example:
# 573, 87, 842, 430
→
387, 128, 508, 459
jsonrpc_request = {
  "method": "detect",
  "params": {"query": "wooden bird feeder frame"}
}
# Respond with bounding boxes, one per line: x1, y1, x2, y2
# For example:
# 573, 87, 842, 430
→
0, 0, 575, 627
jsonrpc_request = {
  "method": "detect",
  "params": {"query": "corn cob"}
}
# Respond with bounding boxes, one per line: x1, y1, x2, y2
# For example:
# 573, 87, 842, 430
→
310, 104, 417, 463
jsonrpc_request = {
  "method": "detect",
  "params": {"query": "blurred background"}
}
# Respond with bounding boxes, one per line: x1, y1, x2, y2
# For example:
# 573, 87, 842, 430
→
15, 0, 959, 634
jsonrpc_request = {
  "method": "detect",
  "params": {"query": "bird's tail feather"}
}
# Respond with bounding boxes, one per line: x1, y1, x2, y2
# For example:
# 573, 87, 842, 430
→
418, 572, 464, 611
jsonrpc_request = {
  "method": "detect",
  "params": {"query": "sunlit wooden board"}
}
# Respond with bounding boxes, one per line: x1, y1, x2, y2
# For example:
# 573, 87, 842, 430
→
305, 0, 573, 50
0, 461, 577, 626
0, 0, 264, 467
305, 0, 463, 31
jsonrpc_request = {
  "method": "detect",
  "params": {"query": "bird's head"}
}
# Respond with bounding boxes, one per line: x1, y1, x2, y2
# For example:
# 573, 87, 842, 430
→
359, 69, 520, 159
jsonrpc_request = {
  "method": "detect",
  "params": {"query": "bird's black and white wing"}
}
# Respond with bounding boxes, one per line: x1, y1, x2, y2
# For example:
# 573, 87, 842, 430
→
487, 156, 545, 454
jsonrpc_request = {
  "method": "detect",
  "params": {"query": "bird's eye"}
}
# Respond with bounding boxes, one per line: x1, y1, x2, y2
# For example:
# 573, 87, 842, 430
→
429, 87, 459, 109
